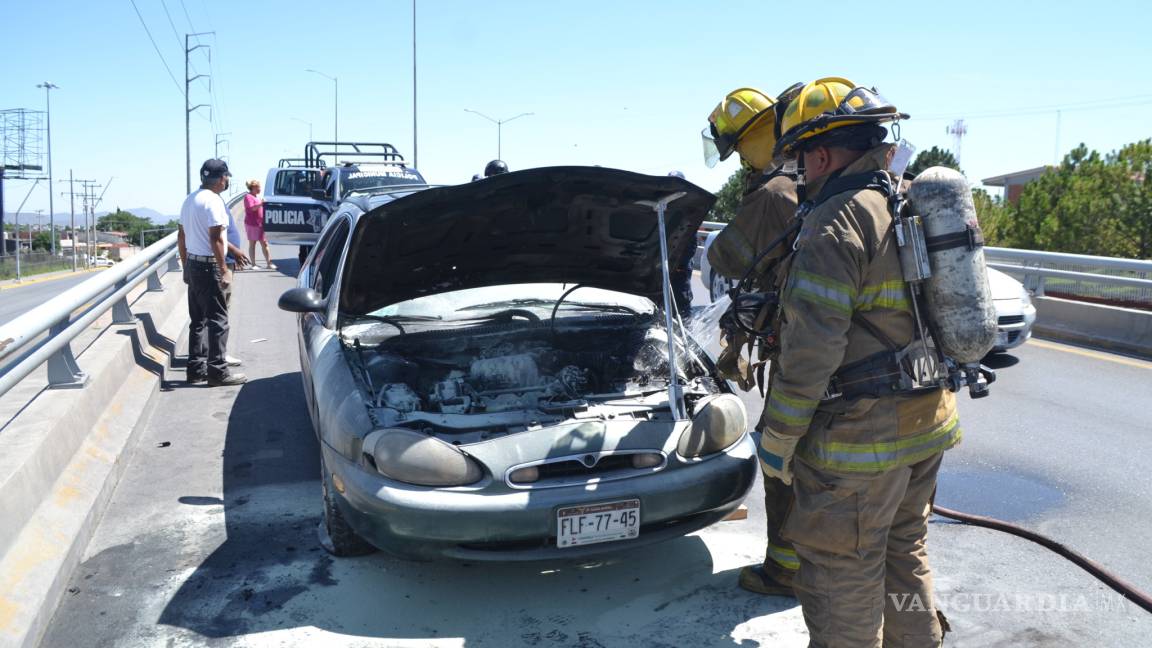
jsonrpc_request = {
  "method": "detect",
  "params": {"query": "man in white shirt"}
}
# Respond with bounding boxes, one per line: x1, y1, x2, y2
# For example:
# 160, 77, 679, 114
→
178, 159, 247, 386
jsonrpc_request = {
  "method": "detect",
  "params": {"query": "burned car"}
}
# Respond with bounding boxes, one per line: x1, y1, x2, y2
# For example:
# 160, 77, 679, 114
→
279, 166, 756, 560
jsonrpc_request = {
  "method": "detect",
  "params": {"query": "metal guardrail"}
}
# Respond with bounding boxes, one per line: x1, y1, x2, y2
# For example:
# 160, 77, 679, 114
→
0, 232, 181, 398
985, 247, 1152, 309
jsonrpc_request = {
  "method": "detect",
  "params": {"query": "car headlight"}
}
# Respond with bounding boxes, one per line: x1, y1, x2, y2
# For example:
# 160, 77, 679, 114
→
1019, 285, 1033, 308
362, 428, 483, 486
678, 394, 748, 458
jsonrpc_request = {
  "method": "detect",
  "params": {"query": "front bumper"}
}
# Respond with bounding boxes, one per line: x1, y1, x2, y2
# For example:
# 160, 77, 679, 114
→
322, 434, 756, 561
993, 301, 1038, 351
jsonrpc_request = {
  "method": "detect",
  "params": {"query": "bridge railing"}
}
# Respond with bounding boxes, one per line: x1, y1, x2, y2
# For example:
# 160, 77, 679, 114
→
985, 247, 1152, 310
0, 232, 181, 398
696, 221, 1152, 309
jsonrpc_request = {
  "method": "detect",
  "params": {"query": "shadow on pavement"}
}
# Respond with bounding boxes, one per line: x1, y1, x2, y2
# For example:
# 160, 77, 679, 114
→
156, 371, 789, 644
982, 353, 1021, 370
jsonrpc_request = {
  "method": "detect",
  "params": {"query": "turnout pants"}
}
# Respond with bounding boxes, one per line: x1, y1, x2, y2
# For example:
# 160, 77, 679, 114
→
186, 260, 230, 380
784, 452, 945, 648
761, 474, 799, 583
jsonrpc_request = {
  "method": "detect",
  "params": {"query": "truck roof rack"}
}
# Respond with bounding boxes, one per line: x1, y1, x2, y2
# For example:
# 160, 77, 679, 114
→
277, 158, 314, 168
304, 142, 407, 168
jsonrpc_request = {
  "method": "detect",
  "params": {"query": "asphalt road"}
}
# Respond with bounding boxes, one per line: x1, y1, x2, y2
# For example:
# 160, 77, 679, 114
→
40, 258, 1152, 647
0, 271, 106, 327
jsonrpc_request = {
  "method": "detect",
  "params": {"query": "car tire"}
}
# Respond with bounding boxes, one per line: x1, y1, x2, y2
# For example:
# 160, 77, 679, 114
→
318, 467, 377, 557
709, 272, 731, 303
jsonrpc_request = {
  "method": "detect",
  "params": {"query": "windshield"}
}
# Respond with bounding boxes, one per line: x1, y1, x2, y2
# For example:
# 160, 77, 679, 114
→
343, 283, 655, 338
340, 165, 425, 197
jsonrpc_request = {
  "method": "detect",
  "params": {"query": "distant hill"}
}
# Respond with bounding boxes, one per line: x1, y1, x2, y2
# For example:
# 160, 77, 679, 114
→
3, 207, 177, 225
96, 207, 177, 224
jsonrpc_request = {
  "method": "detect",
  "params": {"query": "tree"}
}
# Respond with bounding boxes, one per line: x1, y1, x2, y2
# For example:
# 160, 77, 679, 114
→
971, 188, 1011, 247
31, 229, 60, 252
1010, 143, 1133, 257
709, 166, 753, 223
908, 146, 962, 177
96, 208, 174, 247
1111, 139, 1152, 259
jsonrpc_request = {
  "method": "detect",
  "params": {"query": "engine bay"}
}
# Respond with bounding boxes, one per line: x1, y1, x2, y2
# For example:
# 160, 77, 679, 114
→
347, 320, 719, 443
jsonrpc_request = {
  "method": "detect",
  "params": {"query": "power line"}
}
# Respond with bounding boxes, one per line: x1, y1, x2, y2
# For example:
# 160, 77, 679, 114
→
917, 94, 1152, 122
163, 0, 209, 95
128, 0, 183, 96
178, 0, 195, 30
190, 0, 225, 137
159, 0, 183, 49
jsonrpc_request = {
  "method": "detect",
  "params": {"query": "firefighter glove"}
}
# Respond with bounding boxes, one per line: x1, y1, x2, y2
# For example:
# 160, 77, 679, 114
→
759, 428, 799, 485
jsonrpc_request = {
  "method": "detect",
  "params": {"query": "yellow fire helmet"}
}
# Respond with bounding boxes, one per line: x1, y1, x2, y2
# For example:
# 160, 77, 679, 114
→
702, 84, 806, 169
702, 88, 776, 168
774, 77, 908, 157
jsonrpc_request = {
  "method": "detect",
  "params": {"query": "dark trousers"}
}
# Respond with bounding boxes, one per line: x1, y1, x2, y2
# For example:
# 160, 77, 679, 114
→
186, 260, 230, 380
670, 243, 695, 316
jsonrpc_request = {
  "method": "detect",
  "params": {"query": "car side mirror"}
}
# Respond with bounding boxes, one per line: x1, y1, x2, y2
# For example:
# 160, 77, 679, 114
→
311, 189, 328, 201
278, 287, 326, 313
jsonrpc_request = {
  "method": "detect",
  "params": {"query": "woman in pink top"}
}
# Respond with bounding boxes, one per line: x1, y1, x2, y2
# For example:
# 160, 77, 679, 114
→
244, 179, 275, 270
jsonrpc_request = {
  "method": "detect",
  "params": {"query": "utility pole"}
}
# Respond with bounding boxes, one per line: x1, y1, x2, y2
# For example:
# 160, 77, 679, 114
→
412, 0, 418, 168
186, 32, 214, 193
37, 82, 59, 255
65, 170, 76, 271
946, 119, 968, 169
77, 179, 100, 263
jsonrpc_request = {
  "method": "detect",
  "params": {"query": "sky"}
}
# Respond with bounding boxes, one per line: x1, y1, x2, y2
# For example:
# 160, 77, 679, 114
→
2, 0, 1151, 222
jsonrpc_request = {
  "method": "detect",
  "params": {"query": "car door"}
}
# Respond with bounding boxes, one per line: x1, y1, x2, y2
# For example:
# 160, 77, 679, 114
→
263, 168, 332, 246
298, 216, 352, 430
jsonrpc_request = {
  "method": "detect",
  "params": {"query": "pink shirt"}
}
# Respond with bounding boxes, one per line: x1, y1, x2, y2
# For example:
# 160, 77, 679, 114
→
243, 193, 264, 227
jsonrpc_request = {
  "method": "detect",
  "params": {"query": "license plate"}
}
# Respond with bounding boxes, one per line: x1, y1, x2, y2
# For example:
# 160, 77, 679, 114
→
556, 499, 640, 548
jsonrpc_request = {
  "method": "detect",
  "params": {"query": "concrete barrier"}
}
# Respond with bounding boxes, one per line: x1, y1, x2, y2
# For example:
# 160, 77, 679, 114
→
1034, 296, 1152, 358
0, 273, 187, 648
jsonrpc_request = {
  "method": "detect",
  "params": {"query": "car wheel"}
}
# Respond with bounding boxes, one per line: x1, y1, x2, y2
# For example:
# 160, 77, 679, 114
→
709, 272, 731, 303
317, 466, 377, 557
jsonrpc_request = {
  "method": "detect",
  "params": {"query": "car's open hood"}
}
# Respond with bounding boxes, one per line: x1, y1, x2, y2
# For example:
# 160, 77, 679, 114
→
339, 166, 715, 316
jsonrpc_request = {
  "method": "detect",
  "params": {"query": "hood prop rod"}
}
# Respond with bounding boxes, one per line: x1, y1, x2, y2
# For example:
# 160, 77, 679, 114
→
638, 192, 687, 421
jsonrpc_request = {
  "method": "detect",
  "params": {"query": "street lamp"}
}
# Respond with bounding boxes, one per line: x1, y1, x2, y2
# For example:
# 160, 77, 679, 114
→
290, 117, 313, 142
463, 109, 534, 160
305, 69, 338, 160
37, 82, 58, 255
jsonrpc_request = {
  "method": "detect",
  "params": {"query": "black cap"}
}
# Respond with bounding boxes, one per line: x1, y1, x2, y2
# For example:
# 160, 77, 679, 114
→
199, 159, 231, 181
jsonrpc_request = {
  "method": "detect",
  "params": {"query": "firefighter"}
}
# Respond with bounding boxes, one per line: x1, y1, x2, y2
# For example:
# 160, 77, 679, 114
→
761, 77, 957, 646
701, 85, 803, 596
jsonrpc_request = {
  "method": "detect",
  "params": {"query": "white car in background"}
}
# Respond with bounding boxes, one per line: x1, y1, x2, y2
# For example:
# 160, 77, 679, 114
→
699, 229, 731, 303
699, 232, 1036, 353
987, 266, 1037, 352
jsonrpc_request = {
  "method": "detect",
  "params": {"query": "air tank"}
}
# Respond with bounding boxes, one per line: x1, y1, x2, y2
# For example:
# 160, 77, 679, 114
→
907, 166, 997, 364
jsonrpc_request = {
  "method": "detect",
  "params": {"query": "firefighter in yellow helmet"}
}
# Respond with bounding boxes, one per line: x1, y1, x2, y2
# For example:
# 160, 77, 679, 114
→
702, 84, 804, 596
760, 77, 957, 646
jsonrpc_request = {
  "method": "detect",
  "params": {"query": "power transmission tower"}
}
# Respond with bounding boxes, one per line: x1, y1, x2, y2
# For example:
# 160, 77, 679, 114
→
185, 32, 214, 193
215, 131, 231, 159
946, 119, 968, 168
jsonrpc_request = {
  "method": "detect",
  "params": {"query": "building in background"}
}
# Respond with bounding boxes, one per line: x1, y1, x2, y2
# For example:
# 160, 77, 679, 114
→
981, 166, 1050, 205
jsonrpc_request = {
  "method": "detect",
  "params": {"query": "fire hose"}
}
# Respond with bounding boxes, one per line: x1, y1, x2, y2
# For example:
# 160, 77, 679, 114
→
930, 504, 1152, 615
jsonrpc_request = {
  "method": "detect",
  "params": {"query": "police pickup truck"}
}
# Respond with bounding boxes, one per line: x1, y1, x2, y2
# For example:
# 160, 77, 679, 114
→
253, 142, 426, 262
